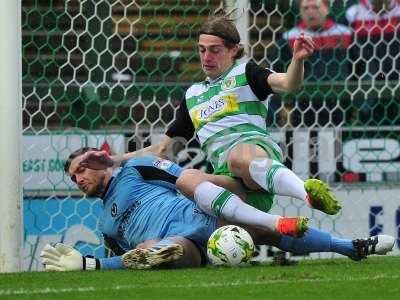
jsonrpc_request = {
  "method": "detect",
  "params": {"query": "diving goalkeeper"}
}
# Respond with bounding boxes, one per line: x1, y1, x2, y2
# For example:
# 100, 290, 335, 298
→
40, 148, 395, 271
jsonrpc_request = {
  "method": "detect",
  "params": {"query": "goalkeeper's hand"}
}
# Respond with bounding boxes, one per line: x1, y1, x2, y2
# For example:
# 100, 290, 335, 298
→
40, 243, 100, 271
79, 150, 114, 170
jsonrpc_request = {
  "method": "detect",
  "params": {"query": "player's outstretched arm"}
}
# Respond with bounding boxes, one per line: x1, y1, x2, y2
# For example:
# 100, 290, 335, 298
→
40, 243, 100, 271
268, 33, 315, 93
80, 136, 174, 170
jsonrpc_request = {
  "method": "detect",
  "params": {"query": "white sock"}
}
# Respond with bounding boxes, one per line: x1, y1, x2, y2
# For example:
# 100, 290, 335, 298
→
194, 181, 280, 232
249, 158, 307, 200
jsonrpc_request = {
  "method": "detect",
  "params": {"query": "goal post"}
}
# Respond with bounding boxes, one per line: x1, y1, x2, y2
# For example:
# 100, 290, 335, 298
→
0, 0, 23, 273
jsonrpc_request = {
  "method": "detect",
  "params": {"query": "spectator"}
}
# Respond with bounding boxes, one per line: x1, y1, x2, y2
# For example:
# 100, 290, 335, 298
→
346, 0, 400, 81
345, 0, 400, 125
278, 0, 352, 82
270, 0, 352, 126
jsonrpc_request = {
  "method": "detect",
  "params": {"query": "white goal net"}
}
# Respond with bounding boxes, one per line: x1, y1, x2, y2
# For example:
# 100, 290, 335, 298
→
19, 0, 400, 270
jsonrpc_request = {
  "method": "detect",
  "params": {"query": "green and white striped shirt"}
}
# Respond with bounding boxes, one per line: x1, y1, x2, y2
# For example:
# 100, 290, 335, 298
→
167, 61, 281, 168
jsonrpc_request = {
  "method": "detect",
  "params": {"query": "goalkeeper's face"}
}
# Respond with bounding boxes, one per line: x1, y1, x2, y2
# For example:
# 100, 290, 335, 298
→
68, 154, 109, 197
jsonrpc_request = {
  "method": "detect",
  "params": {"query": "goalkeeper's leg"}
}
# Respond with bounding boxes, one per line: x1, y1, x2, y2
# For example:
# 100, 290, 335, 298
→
250, 226, 395, 260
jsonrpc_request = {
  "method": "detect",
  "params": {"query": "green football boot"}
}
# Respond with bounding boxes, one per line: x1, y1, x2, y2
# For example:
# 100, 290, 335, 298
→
304, 179, 342, 215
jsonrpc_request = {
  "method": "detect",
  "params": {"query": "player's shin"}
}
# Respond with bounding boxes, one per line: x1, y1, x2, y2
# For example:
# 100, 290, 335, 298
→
194, 181, 308, 237
248, 158, 307, 200
278, 227, 356, 257
248, 159, 341, 215
277, 228, 395, 260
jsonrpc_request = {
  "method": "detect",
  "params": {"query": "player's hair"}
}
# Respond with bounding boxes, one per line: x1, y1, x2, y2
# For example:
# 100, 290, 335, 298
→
64, 147, 100, 173
198, 8, 245, 59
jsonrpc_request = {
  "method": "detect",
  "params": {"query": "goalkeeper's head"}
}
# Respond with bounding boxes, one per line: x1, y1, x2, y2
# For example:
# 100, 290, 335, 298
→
64, 147, 113, 197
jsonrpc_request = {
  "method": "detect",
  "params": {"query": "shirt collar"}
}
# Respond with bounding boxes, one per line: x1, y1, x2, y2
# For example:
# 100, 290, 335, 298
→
101, 177, 113, 199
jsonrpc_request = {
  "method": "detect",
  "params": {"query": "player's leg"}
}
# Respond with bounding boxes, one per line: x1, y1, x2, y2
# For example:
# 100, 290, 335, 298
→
165, 237, 203, 268
135, 239, 160, 249
177, 168, 248, 201
177, 169, 308, 237
227, 141, 341, 215
247, 225, 395, 260
122, 236, 202, 269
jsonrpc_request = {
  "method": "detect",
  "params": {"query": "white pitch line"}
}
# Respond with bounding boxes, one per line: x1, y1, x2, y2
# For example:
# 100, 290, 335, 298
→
0, 274, 399, 296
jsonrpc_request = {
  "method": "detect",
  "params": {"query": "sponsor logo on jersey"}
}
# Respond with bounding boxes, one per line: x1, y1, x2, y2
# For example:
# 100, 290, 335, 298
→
199, 98, 226, 120
221, 77, 236, 90
153, 159, 173, 170
190, 94, 239, 128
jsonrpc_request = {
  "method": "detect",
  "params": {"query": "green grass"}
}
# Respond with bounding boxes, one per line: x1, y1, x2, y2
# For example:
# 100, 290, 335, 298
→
1, 257, 399, 300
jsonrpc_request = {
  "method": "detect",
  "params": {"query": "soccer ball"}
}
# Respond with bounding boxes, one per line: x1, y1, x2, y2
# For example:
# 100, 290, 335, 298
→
207, 225, 255, 266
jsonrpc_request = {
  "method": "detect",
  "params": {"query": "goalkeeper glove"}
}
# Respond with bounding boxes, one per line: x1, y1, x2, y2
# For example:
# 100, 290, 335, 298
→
40, 243, 100, 271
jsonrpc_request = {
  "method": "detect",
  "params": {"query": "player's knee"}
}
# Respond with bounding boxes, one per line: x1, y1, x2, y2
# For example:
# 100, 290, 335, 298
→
228, 144, 269, 176
227, 151, 250, 174
178, 168, 199, 180
177, 169, 199, 186
177, 169, 206, 198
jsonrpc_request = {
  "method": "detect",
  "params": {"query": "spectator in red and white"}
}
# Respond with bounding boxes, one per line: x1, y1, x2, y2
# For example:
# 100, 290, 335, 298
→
269, 0, 352, 126
346, 0, 400, 80
279, 0, 352, 82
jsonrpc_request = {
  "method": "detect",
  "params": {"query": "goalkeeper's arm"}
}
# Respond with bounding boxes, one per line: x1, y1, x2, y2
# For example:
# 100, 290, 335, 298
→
40, 243, 125, 271
78, 136, 174, 170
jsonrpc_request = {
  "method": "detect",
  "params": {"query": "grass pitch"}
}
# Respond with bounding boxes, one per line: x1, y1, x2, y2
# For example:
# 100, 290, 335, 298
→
0, 256, 399, 300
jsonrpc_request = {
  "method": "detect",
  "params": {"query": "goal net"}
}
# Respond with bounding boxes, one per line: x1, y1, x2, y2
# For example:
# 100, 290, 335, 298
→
21, 0, 399, 270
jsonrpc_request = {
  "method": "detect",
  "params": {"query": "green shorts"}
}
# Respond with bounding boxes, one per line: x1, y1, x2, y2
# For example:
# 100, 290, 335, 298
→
212, 138, 283, 213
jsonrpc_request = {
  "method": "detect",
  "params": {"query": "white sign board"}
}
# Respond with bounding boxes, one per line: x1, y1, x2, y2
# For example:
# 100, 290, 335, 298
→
23, 134, 125, 191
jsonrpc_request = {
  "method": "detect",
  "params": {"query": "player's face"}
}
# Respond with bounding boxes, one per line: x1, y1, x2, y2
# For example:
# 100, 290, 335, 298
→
68, 154, 108, 197
300, 0, 329, 30
198, 34, 238, 80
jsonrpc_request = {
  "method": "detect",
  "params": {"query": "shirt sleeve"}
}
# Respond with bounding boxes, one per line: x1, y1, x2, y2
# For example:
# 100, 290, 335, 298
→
98, 235, 127, 269
245, 61, 275, 101
165, 99, 195, 141
125, 155, 183, 190
99, 255, 125, 270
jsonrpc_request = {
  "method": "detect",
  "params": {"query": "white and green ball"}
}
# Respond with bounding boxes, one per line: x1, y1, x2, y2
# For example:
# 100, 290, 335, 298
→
207, 225, 255, 266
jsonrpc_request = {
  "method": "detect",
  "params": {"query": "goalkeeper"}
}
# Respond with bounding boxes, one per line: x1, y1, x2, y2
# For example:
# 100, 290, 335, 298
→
40, 148, 395, 271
